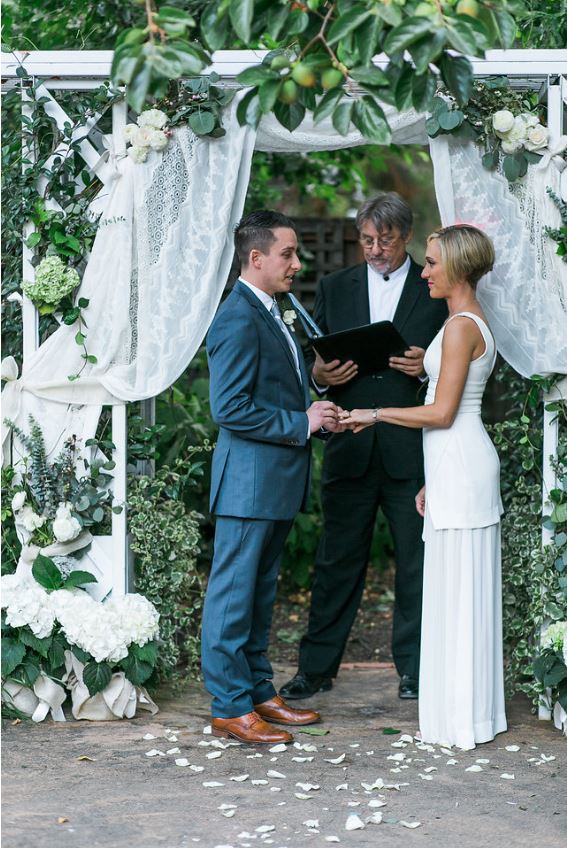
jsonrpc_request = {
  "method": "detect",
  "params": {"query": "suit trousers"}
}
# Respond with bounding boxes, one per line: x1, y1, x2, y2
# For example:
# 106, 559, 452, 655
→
202, 515, 293, 718
298, 439, 424, 680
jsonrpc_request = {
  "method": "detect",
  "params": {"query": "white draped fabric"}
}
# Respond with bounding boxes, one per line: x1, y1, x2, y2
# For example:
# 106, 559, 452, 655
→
3, 99, 566, 461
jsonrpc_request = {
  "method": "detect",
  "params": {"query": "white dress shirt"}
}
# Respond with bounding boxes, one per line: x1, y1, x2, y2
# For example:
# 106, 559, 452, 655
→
367, 254, 411, 324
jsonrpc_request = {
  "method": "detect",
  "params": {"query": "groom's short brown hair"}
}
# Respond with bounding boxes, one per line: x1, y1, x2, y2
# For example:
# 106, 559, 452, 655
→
234, 210, 297, 267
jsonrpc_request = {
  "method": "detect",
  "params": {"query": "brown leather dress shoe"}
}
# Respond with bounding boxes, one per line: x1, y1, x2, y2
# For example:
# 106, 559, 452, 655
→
212, 711, 293, 744
254, 694, 321, 726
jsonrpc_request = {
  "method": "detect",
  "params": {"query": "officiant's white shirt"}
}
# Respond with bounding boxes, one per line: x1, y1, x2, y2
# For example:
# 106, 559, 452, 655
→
367, 254, 411, 323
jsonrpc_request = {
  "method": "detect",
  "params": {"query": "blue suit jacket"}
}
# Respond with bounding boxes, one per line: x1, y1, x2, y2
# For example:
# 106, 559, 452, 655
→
207, 280, 312, 520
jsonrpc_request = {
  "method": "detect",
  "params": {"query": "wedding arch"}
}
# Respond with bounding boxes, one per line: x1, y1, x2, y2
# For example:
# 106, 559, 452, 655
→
2, 49, 566, 718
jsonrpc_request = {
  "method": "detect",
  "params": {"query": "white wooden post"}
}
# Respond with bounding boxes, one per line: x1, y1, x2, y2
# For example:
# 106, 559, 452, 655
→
21, 84, 39, 360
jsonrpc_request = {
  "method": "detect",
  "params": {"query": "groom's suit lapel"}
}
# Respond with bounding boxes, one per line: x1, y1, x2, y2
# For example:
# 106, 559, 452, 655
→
234, 280, 304, 390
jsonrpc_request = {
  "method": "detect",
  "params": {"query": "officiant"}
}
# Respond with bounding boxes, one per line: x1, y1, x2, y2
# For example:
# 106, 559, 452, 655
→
280, 192, 448, 703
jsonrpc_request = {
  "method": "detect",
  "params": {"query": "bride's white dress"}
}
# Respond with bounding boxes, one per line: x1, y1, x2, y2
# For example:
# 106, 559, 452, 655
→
419, 311, 507, 750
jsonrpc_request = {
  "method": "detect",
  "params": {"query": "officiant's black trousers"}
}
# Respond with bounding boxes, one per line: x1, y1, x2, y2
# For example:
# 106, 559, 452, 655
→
298, 445, 424, 680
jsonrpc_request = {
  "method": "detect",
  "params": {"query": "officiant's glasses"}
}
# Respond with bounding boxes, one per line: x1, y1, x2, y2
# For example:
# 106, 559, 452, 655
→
359, 233, 399, 250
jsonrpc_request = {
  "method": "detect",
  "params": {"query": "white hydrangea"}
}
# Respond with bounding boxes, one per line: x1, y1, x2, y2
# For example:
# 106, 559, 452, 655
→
22, 255, 80, 308
51, 590, 129, 663
1, 575, 56, 639
106, 593, 160, 647
147, 129, 168, 151
133, 126, 154, 148
11, 491, 26, 512
128, 145, 148, 164
492, 109, 515, 136
52, 502, 82, 543
525, 123, 549, 152
519, 112, 539, 129
542, 621, 567, 651
19, 505, 46, 533
137, 108, 167, 129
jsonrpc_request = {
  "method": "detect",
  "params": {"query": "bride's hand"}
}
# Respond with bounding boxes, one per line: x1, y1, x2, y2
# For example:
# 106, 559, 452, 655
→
339, 408, 375, 433
415, 485, 426, 517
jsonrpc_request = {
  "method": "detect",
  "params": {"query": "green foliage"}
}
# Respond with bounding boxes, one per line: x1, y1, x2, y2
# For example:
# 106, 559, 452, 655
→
489, 365, 567, 703
517, 0, 567, 48
128, 460, 205, 682
544, 187, 567, 263
155, 74, 235, 138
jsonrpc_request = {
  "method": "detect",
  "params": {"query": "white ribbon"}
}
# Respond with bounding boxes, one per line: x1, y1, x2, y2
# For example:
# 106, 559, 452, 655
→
14, 530, 94, 582
554, 701, 567, 736
88, 134, 126, 217
1, 356, 23, 467
535, 135, 567, 173
2, 673, 67, 722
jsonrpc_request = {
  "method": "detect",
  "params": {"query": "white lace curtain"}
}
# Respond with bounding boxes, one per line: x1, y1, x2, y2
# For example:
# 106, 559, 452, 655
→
3, 99, 567, 458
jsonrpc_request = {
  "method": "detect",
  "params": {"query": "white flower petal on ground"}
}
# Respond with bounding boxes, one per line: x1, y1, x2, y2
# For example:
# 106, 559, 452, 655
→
266, 770, 286, 779
501, 773, 515, 780
256, 825, 275, 833
166, 747, 181, 755
446, 758, 458, 765
207, 751, 222, 759
540, 754, 555, 762
145, 749, 165, 757
203, 725, 212, 734
368, 799, 386, 808
324, 838, 340, 843
221, 810, 236, 818
349, 743, 360, 748
440, 748, 454, 755
465, 765, 482, 772
294, 793, 311, 800
391, 741, 407, 748
303, 820, 319, 829
400, 734, 414, 743
324, 754, 346, 764
230, 774, 249, 782
335, 783, 348, 791
247, 753, 263, 759
269, 787, 282, 792
251, 779, 268, 785
296, 783, 320, 791
367, 812, 383, 825
505, 745, 520, 752
390, 768, 402, 774
361, 779, 384, 791
175, 758, 190, 767
203, 781, 224, 787
423, 766, 437, 773
387, 753, 406, 761
418, 774, 433, 780
189, 765, 204, 772
347, 801, 361, 807
269, 743, 288, 753
142, 733, 157, 740
476, 759, 490, 764
345, 814, 365, 831
400, 821, 421, 829
292, 756, 313, 762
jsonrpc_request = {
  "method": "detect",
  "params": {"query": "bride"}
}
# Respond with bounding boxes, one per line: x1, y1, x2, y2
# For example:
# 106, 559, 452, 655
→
342, 224, 507, 750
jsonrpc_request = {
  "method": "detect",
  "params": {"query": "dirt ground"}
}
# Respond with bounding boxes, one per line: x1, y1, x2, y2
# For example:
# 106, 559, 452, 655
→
3, 663, 566, 848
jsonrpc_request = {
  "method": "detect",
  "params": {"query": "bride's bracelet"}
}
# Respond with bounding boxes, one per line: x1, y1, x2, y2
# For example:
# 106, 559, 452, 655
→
372, 407, 381, 423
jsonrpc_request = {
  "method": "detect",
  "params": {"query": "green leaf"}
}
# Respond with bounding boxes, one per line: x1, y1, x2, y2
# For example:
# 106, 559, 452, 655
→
408, 31, 447, 75
273, 100, 306, 133
236, 89, 262, 129
297, 726, 330, 736
78, 297, 89, 308
482, 150, 499, 170
150, 48, 182, 79
349, 66, 388, 87
524, 151, 542, 164
375, 2, 402, 27
188, 110, 216, 135
92, 507, 104, 523
502, 154, 521, 183
353, 14, 382, 67
19, 629, 52, 658
258, 79, 281, 113
18, 659, 41, 687
558, 679, 567, 711
425, 116, 441, 138
131, 640, 159, 664
32, 554, 64, 592
431, 96, 449, 117
313, 88, 344, 124
49, 634, 68, 670
384, 16, 435, 55
352, 97, 391, 145
85, 355, 98, 364
201, 5, 228, 51
491, 8, 517, 49
446, 19, 482, 56
229, 0, 254, 43
327, 5, 373, 45
75, 331, 86, 345
237, 66, 278, 87
63, 570, 98, 589
25, 231, 41, 248
393, 63, 413, 111
120, 653, 153, 685
154, 6, 195, 26
543, 661, 567, 688
126, 62, 152, 114
438, 109, 464, 131
287, 8, 309, 35
72, 645, 92, 664
1, 637, 26, 677
382, 727, 401, 735
411, 71, 436, 113
439, 53, 473, 107
331, 101, 354, 136
83, 661, 113, 696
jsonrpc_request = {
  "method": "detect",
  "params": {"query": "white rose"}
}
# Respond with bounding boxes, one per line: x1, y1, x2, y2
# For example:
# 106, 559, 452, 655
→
128, 145, 148, 164
501, 138, 523, 154
524, 123, 549, 152
123, 124, 139, 143
137, 108, 168, 130
133, 126, 153, 148
53, 514, 82, 542
19, 505, 46, 533
148, 129, 168, 151
519, 112, 539, 128
11, 491, 26, 512
492, 110, 514, 136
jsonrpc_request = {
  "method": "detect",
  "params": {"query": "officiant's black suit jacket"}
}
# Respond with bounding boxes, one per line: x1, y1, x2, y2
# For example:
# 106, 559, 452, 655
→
309, 258, 448, 481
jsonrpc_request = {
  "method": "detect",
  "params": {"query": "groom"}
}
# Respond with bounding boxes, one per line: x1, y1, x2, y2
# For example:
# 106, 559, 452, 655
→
202, 210, 343, 744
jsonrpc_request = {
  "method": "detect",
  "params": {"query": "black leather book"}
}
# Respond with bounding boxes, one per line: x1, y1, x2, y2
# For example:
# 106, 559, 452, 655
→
311, 321, 409, 376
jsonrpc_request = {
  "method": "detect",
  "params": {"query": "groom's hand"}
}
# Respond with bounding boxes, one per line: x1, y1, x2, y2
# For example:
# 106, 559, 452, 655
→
312, 352, 358, 386
389, 346, 425, 377
307, 400, 340, 434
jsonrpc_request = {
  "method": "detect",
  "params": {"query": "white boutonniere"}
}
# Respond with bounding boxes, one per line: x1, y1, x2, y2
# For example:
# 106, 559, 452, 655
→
282, 309, 297, 331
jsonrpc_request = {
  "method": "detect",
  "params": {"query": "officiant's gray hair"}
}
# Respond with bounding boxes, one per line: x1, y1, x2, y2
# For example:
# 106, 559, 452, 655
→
356, 192, 413, 238
234, 210, 297, 267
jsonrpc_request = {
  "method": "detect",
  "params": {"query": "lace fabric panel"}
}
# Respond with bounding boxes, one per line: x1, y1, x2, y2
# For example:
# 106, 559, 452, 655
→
430, 135, 567, 377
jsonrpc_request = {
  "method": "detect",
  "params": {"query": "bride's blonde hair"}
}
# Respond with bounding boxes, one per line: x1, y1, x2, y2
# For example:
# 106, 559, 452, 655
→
427, 225, 495, 289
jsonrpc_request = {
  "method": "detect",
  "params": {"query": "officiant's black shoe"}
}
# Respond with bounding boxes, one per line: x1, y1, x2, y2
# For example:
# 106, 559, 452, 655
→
398, 675, 418, 700
279, 671, 333, 700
